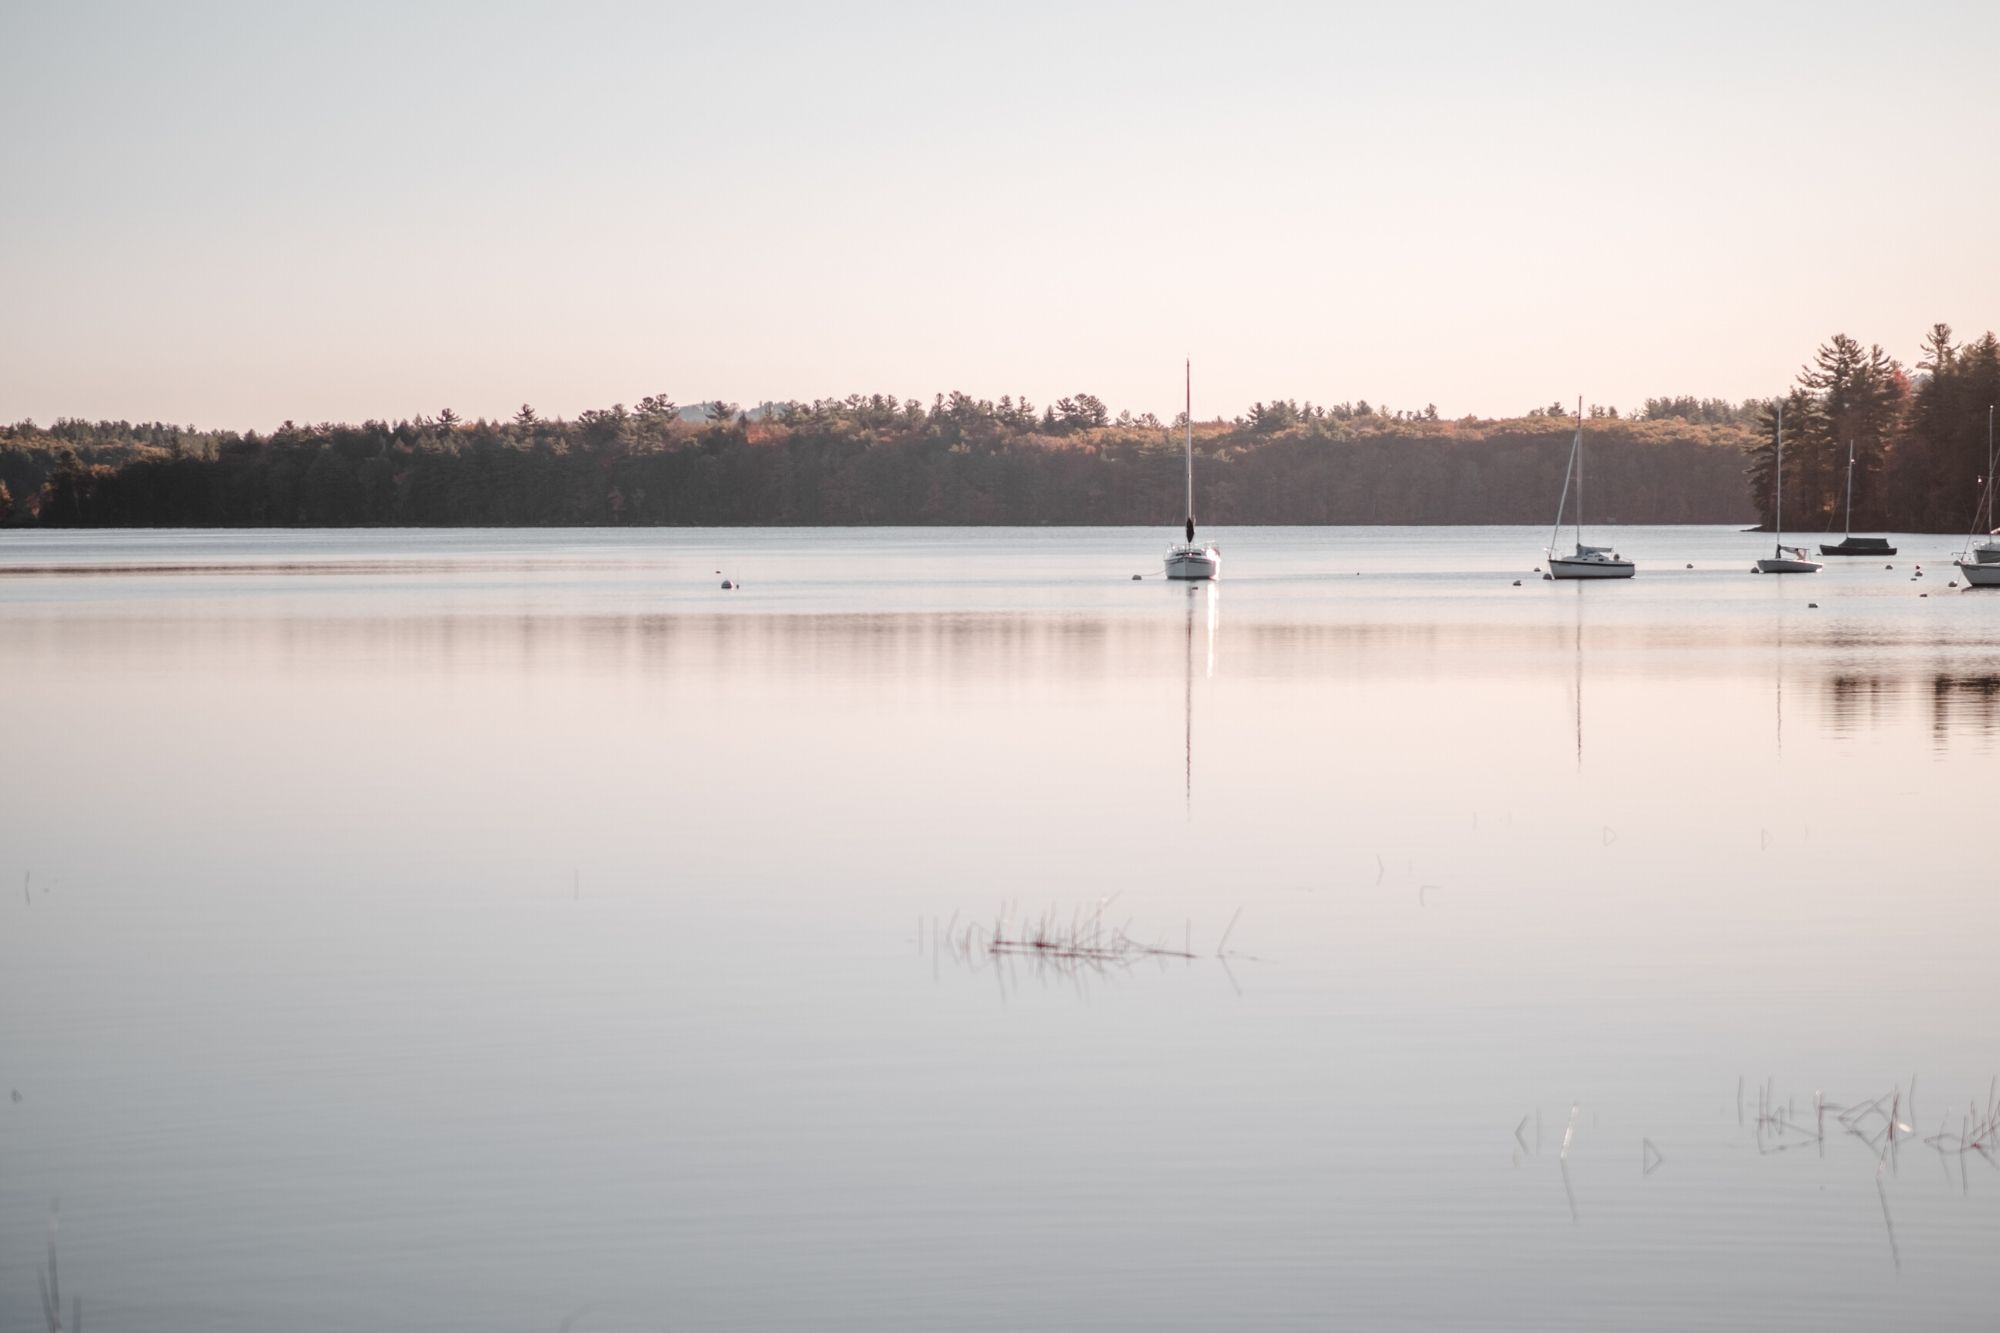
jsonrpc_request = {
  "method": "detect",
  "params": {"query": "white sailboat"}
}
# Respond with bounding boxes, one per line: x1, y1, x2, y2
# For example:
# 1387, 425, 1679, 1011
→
1164, 359, 1221, 580
1956, 405, 2000, 587
1755, 402, 1822, 574
1546, 398, 1634, 579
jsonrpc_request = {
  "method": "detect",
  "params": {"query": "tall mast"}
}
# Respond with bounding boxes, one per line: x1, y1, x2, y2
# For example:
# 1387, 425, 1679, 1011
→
1549, 408, 1580, 556
1844, 436, 1855, 537
1962, 405, 1995, 559
1574, 396, 1584, 547
1184, 359, 1194, 531
1774, 402, 1784, 552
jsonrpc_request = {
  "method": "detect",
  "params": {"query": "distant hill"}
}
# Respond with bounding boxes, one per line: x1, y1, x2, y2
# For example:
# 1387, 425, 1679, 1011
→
2, 401, 1756, 527
9, 325, 1992, 529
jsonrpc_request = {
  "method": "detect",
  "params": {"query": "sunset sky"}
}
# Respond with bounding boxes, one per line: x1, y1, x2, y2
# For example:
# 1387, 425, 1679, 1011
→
3, 0, 1996, 428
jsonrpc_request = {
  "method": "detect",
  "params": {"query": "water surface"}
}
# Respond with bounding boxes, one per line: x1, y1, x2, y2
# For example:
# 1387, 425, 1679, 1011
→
3, 526, 1998, 1331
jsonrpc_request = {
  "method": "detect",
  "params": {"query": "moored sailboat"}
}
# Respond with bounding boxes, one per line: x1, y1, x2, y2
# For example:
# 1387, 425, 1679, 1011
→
1545, 398, 1634, 579
1164, 360, 1221, 580
1956, 405, 2000, 587
1755, 402, 1822, 574
1819, 433, 1896, 556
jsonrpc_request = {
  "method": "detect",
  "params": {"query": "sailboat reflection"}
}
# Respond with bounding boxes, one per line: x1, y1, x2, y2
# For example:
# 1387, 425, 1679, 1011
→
1184, 582, 1218, 810
1769, 576, 1794, 759
1571, 582, 1584, 768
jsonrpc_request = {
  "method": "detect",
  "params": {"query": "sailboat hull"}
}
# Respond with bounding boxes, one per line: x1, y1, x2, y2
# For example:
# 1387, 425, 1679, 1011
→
1957, 559, 2000, 587
1548, 555, 1633, 580
1165, 546, 1221, 580
1818, 537, 1896, 556
1755, 557, 1822, 574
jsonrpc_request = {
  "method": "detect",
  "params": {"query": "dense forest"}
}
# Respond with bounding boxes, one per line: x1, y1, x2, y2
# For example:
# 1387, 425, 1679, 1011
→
0, 398, 1755, 528
1746, 326, 2000, 535
0, 325, 1990, 529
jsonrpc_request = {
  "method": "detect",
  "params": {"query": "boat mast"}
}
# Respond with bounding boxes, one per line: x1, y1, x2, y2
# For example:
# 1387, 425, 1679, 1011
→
1962, 405, 1994, 560
1844, 436, 1855, 538
1550, 408, 1580, 556
1574, 396, 1584, 549
1774, 402, 1785, 554
1184, 359, 1194, 542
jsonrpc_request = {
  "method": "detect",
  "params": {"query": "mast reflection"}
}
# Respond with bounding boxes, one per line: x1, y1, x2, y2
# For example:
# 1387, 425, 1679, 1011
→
1184, 582, 1218, 811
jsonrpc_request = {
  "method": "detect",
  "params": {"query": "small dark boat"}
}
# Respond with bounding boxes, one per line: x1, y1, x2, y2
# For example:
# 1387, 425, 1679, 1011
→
1819, 536, 1897, 557
1820, 439, 1894, 555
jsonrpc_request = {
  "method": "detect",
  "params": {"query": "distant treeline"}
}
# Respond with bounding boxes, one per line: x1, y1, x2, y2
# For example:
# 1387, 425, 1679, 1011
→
1746, 326, 2000, 534
1, 329, 1985, 530
0, 395, 1758, 528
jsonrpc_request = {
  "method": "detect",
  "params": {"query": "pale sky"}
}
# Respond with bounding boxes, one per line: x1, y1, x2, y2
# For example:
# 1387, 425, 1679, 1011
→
2, 0, 1996, 430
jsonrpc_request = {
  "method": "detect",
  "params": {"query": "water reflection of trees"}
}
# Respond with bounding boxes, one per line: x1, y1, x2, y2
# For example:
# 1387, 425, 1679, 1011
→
30, 609, 2000, 751
1820, 675, 1900, 736
1820, 672, 2000, 745
1932, 674, 2000, 743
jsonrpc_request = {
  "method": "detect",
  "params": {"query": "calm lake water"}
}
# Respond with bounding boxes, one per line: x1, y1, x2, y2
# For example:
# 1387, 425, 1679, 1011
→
3, 525, 1999, 1331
